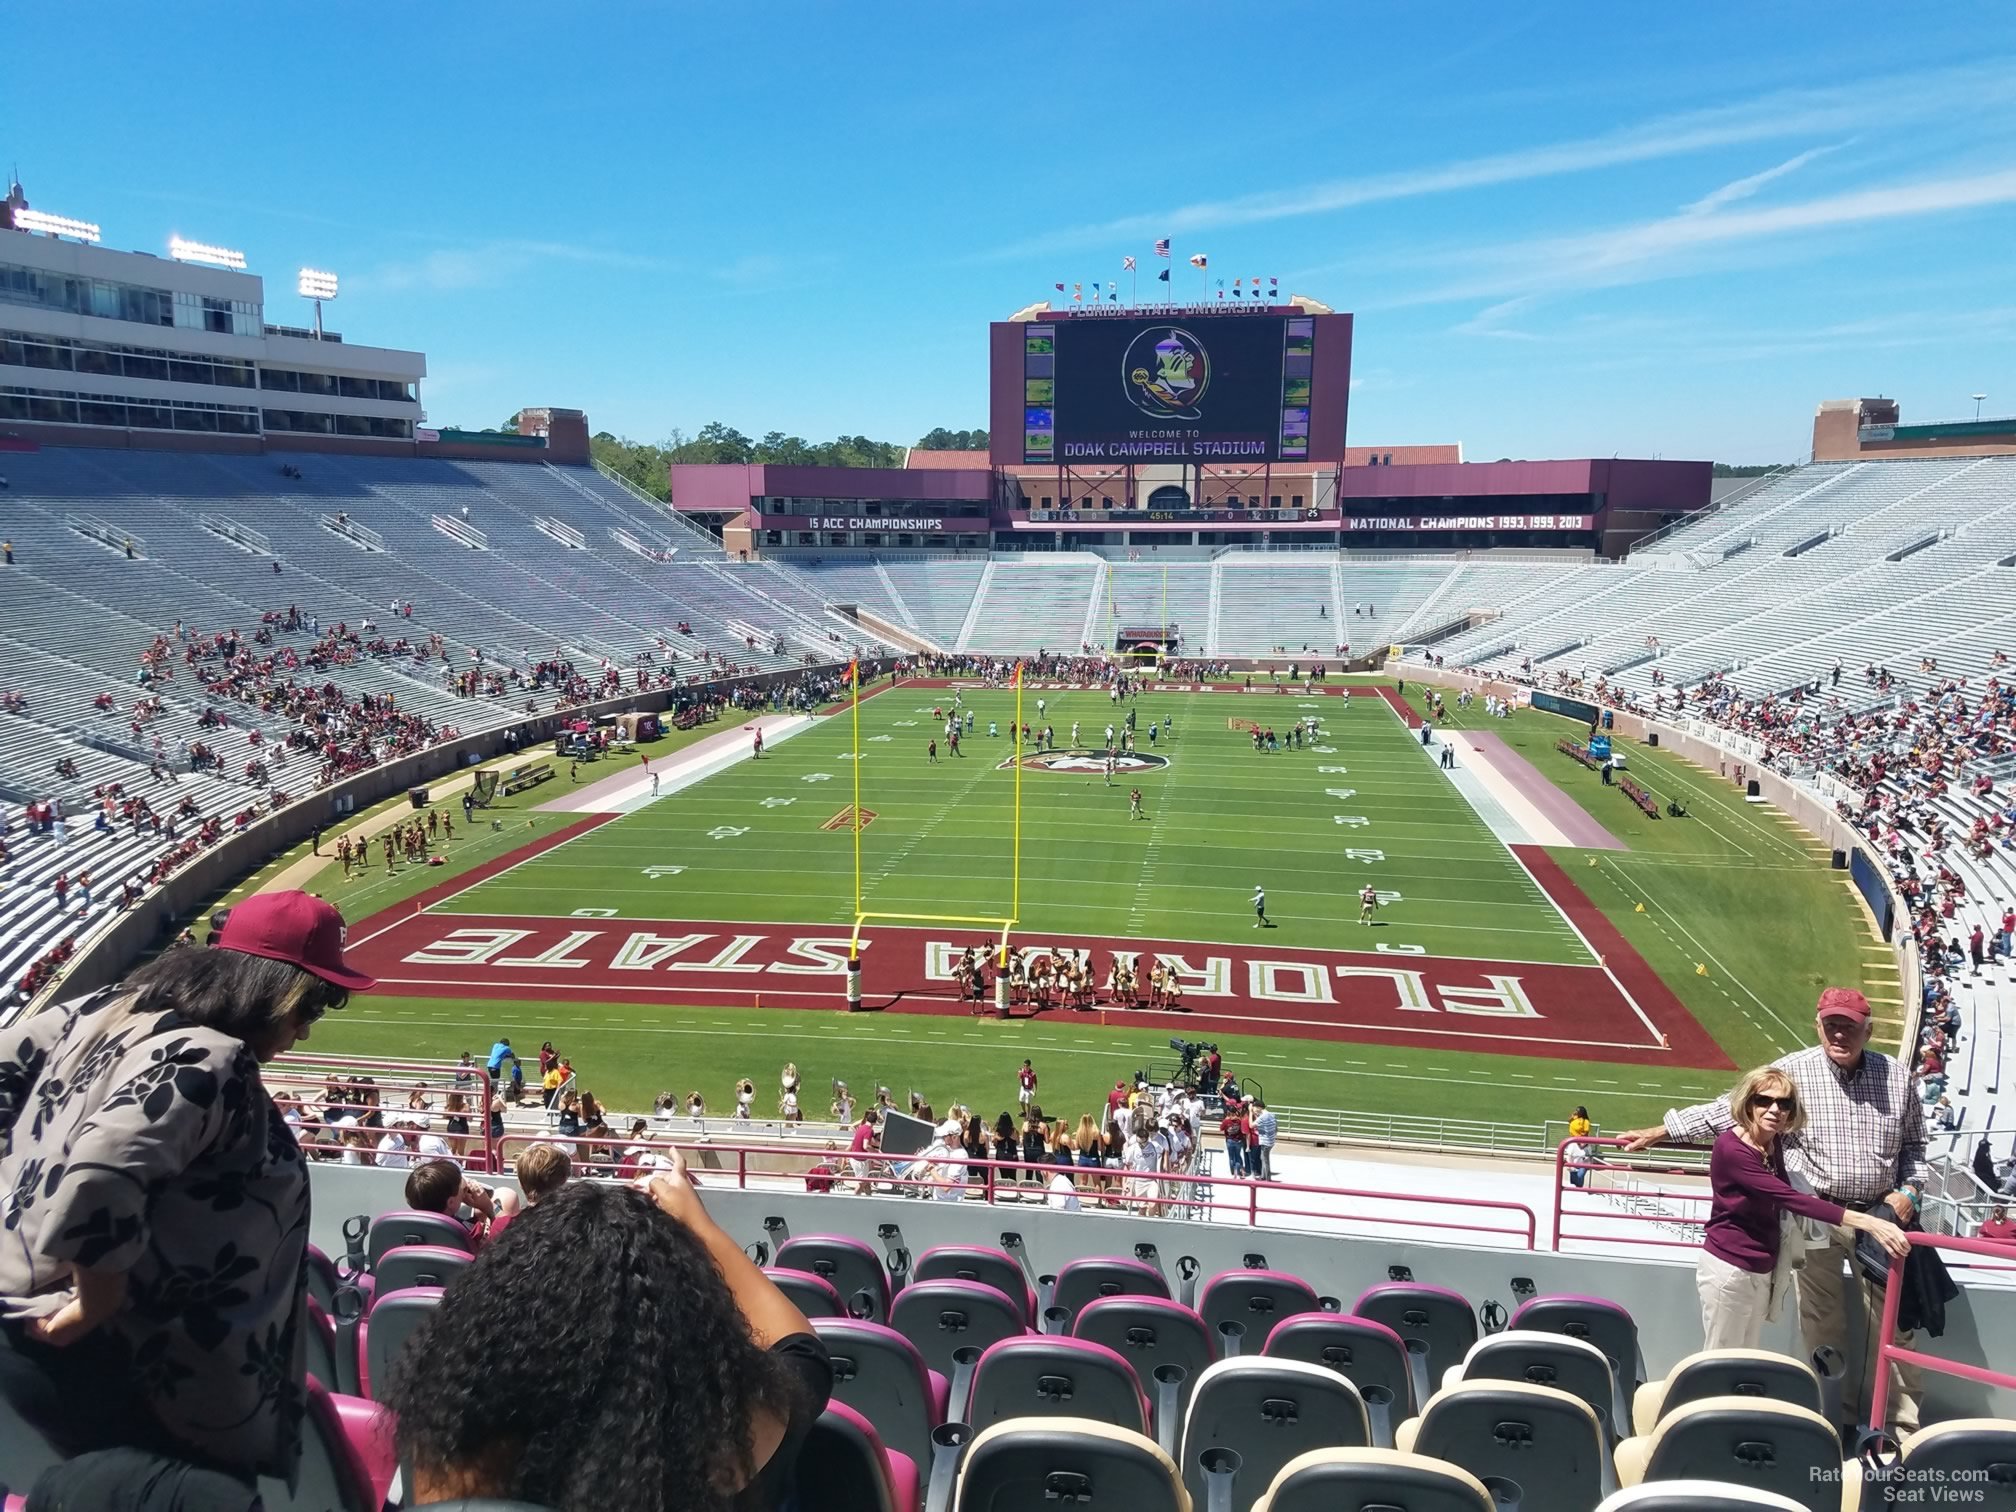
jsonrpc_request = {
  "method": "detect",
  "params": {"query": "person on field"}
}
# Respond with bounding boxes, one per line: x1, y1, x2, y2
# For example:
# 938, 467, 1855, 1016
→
1251, 884, 1271, 928
1359, 883, 1378, 926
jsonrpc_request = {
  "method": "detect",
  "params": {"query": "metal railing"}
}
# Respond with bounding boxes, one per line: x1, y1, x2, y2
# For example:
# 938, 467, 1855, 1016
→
1270, 1102, 1589, 1157
1870, 1232, 2016, 1432
494, 1134, 1539, 1247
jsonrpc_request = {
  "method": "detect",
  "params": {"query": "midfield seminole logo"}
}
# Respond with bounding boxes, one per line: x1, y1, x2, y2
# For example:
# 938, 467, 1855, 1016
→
1002, 750, 1172, 774
1123, 325, 1210, 420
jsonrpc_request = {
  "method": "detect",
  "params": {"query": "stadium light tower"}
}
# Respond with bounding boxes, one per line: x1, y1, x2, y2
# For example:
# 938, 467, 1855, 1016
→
168, 235, 247, 270
1974, 393, 1988, 421
13, 208, 102, 242
298, 268, 338, 340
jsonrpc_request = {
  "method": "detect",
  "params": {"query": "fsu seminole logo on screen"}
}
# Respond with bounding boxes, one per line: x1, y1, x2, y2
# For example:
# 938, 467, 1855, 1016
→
1001, 750, 1172, 774
1123, 325, 1210, 420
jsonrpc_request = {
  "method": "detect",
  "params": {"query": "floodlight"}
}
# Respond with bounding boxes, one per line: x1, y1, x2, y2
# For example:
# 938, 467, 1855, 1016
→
168, 236, 247, 270
13, 208, 100, 242
297, 268, 339, 300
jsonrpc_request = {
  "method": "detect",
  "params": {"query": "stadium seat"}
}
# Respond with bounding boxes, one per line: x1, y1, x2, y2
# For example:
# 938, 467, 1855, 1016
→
364, 1210, 474, 1270
1178, 1357, 1371, 1512
1262, 1312, 1417, 1447
1595, 1484, 1810, 1511
952, 1419, 1188, 1512
1397, 1379, 1616, 1512
260, 1376, 381, 1512
769, 1267, 848, 1319
1072, 1296, 1219, 1432
1881, 1419, 2016, 1502
1630, 1350, 1823, 1437
1440, 1330, 1620, 1440
304, 1295, 341, 1396
1352, 1283, 1478, 1408
1612, 1398, 1855, 1512
1049, 1256, 1172, 1328
1250, 1447, 1497, 1512
890, 1278, 1028, 1381
1510, 1294, 1644, 1431
1195, 1269, 1324, 1353
776, 1234, 893, 1322
325, 1389, 398, 1510
371, 1243, 475, 1294
814, 1317, 950, 1474
357, 1285, 443, 1401
965, 1336, 1149, 1435
305, 1242, 342, 1313
915, 1245, 1037, 1324
802, 1401, 920, 1512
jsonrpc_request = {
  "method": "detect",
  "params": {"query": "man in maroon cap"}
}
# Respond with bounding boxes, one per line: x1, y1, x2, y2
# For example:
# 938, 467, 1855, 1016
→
1623, 986, 1929, 1435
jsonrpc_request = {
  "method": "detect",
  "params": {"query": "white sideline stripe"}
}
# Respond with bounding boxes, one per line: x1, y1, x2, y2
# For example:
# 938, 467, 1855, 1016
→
1374, 696, 1668, 1051
573, 715, 816, 814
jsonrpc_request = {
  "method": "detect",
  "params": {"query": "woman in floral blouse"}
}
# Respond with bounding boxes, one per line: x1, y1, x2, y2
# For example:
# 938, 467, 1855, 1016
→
0, 889, 374, 1510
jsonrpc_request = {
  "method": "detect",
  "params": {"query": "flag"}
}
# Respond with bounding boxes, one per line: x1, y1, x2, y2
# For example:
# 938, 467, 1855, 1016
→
1054, 282, 1064, 292
1153, 239, 1171, 258
847, 658, 858, 686
1157, 268, 1170, 283
1015, 660, 1024, 687
1122, 255, 1136, 271
1233, 277, 1241, 288
1109, 287, 1118, 301
1189, 253, 1209, 269
1269, 276, 1278, 287
1107, 281, 1116, 292
1232, 285, 1242, 298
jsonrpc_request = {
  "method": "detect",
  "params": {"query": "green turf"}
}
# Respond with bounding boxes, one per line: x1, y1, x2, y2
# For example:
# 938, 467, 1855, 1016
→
297, 678, 1887, 1134
445, 687, 1593, 967
1423, 689, 1896, 1070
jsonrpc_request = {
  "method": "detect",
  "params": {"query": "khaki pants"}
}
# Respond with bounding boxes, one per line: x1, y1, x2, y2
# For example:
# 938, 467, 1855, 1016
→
1696, 1249, 1773, 1351
1797, 1222, 1921, 1433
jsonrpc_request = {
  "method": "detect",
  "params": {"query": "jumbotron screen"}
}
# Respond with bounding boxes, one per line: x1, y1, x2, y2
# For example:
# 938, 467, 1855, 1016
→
989, 308, 1352, 466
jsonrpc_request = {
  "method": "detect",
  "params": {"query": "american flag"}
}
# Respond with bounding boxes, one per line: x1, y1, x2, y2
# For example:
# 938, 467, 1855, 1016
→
1153, 239, 1171, 258
1122, 255, 1136, 271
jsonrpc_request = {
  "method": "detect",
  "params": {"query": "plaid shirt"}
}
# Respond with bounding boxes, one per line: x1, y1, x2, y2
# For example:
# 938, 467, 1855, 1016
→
1664, 1045, 1929, 1207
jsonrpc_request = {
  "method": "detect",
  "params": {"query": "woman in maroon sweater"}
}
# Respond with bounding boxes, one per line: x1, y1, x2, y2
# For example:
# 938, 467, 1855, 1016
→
1697, 1066, 1909, 1350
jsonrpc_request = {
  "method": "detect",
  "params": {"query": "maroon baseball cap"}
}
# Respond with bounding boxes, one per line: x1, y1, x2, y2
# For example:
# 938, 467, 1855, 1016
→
1816, 986, 1871, 1024
217, 890, 376, 991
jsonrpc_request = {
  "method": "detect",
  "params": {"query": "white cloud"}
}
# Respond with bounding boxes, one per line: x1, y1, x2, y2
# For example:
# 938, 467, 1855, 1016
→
1411, 164, 2016, 311
350, 239, 669, 295
979, 61, 2016, 260
1680, 143, 1845, 216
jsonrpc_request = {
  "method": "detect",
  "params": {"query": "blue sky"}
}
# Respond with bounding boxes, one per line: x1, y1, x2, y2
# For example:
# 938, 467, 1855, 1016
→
10, 4, 2014, 462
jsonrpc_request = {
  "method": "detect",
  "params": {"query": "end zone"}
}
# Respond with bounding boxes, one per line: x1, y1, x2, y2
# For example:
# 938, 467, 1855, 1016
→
344, 911, 1731, 1070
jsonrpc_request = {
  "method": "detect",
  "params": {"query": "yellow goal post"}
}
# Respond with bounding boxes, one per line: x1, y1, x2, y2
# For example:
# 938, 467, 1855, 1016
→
845, 659, 1025, 974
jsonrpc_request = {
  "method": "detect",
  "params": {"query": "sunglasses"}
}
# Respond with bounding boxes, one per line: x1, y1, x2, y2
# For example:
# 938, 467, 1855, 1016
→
1750, 1094, 1797, 1111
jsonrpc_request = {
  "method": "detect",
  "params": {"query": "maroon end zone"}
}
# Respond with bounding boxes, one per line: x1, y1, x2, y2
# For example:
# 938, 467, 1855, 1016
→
345, 907, 1729, 1069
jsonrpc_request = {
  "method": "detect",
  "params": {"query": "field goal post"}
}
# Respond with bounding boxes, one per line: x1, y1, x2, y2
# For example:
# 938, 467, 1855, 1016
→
843, 660, 1025, 1005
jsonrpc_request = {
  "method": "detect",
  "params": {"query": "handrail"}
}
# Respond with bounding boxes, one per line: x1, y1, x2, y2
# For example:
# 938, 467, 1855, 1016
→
492, 1135, 1539, 1248
1869, 1231, 2016, 1430
1551, 1135, 1712, 1252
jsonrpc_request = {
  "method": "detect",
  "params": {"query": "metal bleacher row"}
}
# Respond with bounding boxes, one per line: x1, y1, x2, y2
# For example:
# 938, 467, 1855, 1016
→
1433, 456, 2016, 708
0, 445, 894, 1001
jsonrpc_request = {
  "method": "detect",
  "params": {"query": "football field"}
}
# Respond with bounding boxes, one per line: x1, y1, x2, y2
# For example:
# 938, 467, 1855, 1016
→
297, 676, 1891, 1127
343, 681, 1732, 1073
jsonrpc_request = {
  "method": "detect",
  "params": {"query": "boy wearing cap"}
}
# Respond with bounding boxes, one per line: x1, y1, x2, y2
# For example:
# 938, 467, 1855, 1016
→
1623, 986, 1930, 1434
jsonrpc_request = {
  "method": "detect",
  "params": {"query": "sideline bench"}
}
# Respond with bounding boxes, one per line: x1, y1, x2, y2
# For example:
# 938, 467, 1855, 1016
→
1618, 775, 1661, 819
496, 760, 555, 797
1557, 737, 1602, 771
